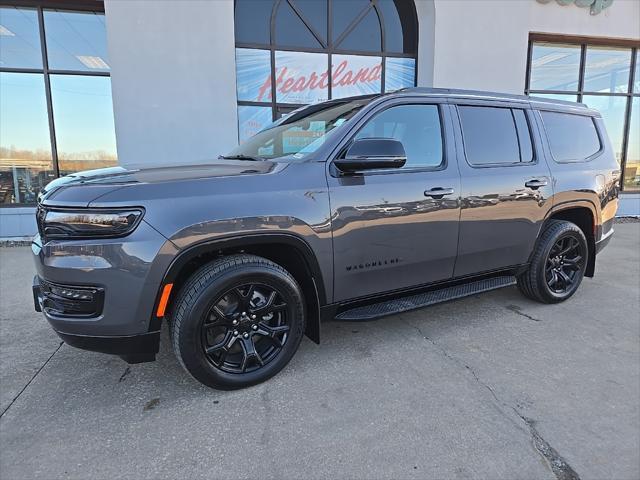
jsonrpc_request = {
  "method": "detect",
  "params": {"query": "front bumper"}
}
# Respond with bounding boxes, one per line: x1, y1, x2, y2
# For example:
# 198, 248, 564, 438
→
32, 276, 159, 363
32, 219, 178, 362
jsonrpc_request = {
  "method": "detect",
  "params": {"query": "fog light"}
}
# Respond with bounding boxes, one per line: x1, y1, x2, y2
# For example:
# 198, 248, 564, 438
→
49, 285, 95, 302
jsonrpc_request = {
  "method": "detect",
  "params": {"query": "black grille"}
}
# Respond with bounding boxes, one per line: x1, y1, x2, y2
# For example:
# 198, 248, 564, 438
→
36, 205, 47, 240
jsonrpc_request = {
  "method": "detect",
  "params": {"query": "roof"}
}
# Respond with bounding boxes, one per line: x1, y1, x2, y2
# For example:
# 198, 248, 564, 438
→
394, 87, 590, 110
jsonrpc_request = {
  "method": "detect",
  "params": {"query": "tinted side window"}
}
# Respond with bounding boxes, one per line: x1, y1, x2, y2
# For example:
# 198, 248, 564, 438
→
540, 111, 601, 162
354, 104, 443, 168
459, 106, 534, 166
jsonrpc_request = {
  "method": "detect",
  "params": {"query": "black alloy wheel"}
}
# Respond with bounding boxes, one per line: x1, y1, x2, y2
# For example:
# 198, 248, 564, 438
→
517, 220, 588, 304
545, 235, 585, 294
171, 254, 305, 390
202, 283, 290, 374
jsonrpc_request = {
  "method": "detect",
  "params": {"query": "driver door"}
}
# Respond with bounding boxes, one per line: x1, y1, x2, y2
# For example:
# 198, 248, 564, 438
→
327, 100, 461, 302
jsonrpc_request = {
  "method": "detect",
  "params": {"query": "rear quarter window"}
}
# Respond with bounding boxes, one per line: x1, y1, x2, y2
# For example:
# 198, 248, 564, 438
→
540, 111, 601, 162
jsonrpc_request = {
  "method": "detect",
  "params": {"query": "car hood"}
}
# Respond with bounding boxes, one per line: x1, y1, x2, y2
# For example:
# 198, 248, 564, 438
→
39, 160, 288, 207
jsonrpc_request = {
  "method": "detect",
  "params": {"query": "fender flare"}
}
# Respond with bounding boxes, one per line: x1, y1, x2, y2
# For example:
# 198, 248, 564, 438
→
151, 232, 326, 343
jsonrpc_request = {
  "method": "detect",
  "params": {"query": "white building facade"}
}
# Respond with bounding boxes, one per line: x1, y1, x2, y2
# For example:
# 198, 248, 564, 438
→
1, 0, 639, 238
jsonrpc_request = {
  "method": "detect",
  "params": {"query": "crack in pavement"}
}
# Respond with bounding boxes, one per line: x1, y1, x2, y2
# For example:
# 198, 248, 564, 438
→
517, 413, 581, 480
402, 319, 580, 480
506, 304, 542, 322
0, 341, 64, 419
118, 366, 131, 383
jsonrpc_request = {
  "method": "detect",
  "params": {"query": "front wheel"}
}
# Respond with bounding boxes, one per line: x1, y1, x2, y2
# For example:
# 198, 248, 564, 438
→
517, 220, 588, 304
170, 254, 305, 390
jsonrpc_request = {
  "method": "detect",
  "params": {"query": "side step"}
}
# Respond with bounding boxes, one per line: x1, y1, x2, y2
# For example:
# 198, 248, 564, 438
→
335, 275, 516, 321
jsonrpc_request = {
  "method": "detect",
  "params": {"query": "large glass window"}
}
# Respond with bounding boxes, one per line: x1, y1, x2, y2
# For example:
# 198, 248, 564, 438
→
526, 36, 639, 191
44, 10, 110, 72
0, 7, 42, 69
355, 104, 443, 169
234, 0, 418, 143
0, 72, 55, 204
50, 75, 117, 175
0, 5, 116, 205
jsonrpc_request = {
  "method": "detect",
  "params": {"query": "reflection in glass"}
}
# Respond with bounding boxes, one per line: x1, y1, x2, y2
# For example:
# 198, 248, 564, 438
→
44, 10, 109, 72
49, 75, 117, 175
332, 0, 370, 44
0, 7, 42, 69
0, 72, 54, 204
234, 0, 273, 44
530, 93, 578, 103
583, 95, 627, 164
275, 0, 322, 49
624, 97, 639, 191
377, 0, 404, 53
292, 0, 327, 44
584, 47, 631, 94
336, 7, 381, 52
530, 43, 581, 91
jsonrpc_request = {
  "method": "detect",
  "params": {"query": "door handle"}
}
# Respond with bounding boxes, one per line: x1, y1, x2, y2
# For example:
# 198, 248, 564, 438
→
424, 187, 455, 198
525, 179, 548, 189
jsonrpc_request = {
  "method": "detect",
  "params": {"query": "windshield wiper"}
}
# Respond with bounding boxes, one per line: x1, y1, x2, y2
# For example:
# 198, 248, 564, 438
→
218, 154, 265, 161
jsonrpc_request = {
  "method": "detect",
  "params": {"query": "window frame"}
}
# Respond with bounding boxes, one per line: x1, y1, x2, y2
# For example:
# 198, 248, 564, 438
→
456, 104, 539, 169
234, 0, 419, 130
0, 0, 111, 207
525, 33, 640, 191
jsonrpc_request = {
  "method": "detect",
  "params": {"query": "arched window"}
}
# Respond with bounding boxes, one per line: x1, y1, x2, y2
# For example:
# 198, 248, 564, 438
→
234, 0, 418, 141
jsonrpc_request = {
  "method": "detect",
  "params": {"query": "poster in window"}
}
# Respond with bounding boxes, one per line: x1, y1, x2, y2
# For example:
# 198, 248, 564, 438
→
235, 48, 272, 102
237, 106, 273, 143
385, 57, 416, 92
331, 55, 382, 99
274, 51, 329, 104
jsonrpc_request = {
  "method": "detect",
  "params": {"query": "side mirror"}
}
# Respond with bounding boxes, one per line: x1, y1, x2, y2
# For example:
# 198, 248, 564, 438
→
334, 138, 407, 173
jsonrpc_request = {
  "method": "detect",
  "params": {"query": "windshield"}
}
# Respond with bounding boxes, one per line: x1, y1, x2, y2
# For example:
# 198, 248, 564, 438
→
224, 98, 370, 160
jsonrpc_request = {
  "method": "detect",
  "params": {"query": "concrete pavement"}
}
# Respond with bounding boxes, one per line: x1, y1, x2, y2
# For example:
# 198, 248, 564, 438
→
0, 223, 638, 480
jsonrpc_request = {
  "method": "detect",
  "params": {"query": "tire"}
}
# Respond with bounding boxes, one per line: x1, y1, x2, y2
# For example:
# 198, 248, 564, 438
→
517, 220, 588, 304
170, 254, 305, 390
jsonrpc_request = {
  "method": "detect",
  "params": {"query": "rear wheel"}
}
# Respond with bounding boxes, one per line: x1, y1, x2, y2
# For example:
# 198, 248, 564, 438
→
517, 220, 588, 304
170, 254, 305, 390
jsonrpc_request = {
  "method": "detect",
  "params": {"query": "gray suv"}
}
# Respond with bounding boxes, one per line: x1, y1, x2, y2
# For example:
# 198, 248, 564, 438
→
32, 88, 620, 390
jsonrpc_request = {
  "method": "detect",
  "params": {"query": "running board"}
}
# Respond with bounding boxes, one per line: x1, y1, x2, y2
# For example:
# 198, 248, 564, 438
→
335, 275, 516, 322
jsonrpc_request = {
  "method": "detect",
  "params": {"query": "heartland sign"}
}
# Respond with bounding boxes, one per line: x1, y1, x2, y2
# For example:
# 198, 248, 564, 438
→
236, 49, 385, 104
256, 57, 382, 102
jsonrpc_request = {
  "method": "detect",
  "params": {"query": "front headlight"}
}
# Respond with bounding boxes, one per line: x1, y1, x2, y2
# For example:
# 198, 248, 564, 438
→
39, 207, 144, 240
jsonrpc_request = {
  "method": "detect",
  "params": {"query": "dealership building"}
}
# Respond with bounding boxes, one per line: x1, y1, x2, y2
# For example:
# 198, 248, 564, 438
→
1, 0, 639, 238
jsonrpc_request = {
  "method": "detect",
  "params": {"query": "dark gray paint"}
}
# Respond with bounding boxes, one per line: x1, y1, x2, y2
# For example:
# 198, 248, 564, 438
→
32, 88, 620, 344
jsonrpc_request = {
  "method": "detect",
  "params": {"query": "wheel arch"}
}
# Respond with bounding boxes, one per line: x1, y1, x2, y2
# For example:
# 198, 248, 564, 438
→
544, 202, 597, 277
153, 233, 325, 344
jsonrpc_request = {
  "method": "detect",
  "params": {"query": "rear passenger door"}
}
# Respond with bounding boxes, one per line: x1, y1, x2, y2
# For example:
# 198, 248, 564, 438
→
452, 102, 553, 277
